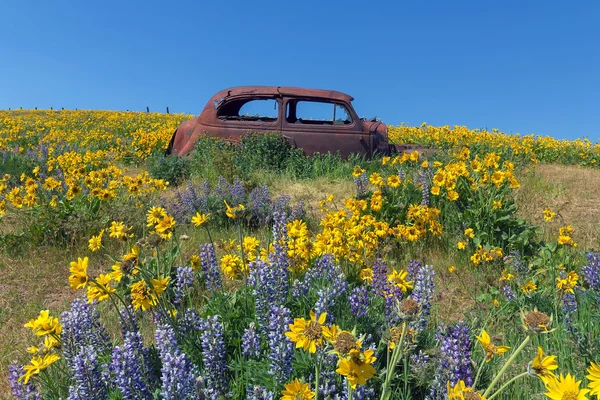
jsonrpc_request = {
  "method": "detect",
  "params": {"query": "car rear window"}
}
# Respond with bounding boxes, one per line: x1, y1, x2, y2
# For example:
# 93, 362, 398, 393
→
217, 98, 278, 122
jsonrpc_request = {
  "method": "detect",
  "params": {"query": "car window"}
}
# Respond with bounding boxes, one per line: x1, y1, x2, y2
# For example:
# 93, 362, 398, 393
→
217, 98, 278, 122
287, 101, 352, 125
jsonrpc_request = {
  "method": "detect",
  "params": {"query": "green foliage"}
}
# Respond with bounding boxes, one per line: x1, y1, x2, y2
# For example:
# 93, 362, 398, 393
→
0, 152, 38, 183
148, 154, 190, 186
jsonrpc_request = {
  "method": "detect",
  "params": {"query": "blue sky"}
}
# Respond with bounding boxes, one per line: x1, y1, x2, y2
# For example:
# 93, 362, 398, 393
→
1, 1, 598, 140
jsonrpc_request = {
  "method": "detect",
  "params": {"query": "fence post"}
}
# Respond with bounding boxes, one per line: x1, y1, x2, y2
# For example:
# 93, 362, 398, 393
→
166, 106, 169, 114
146, 106, 150, 113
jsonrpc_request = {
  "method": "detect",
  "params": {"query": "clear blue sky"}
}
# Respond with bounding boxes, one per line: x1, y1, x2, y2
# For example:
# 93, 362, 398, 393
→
1, 1, 598, 140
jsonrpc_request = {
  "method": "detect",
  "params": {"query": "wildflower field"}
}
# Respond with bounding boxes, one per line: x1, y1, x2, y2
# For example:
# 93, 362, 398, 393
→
1, 109, 600, 400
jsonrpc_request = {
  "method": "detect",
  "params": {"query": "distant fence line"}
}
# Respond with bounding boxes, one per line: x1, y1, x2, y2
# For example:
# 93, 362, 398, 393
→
6, 106, 172, 114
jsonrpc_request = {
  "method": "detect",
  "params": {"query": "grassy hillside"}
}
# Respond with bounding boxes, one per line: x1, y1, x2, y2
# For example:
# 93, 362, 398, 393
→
1, 110, 599, 399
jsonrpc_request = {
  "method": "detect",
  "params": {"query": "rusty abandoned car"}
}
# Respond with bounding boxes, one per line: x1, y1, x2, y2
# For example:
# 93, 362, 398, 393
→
166, 86, 394, 158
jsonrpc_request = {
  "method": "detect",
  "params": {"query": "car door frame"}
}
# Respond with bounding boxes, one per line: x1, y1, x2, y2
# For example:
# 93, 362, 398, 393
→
280, 97, 371, 157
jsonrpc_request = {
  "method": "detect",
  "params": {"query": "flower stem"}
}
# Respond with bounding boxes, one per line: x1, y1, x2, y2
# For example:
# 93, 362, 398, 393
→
487, 371, 529, 400
482, 335, 531, 398
473, 356, 487, 390
347, 379, 353, 400
315, 353, 321, 400
380, 323, 407, 400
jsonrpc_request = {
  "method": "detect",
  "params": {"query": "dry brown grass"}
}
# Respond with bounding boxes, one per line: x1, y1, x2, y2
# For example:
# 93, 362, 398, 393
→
516, 163, 600, 249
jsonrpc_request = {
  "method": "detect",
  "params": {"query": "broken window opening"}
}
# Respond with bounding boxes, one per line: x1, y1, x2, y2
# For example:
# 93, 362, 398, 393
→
217, 98, 278, 122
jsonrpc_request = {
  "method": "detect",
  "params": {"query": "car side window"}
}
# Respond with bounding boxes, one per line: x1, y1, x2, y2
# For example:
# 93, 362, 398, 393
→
287, 101, 352, 125
217, 98, 278, 122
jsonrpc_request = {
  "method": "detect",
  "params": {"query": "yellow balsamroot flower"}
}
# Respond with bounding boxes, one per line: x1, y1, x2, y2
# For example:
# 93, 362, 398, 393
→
155, 215, 176, 239
190, 254, 201, 271
359, 268, 373, 283
543, 207, 556, 222
544, 373, 590, 400
387, 175, 401, 188
352, 165, 365, 178
86, 274, 116, 303
499, 269, 514, 282
69, 257, 89, 290
150, 276, 170, 296
476, 330, 509, 362
88, 229, 104, 252
587, 361, 600, 396
285, 310, 327, 353
448, 265, 456, 273
130, 280, 158, 311
281, 378, 315, 400
24, 310, 62, 337
109, 221, 130, 240
447, 380, 486, 399
191, 212, 210, 227
220, 254, 245, 279
19, 353, 60, 384
521, 280, 537, 294
556, 271, 579, 294
146, 206, 167, 226
369, 172, 384, 187
224, 200, 245, 219
464, 228, 474, 238
457, 241, 467, 250
492, 200, 502, 209
242, 236, 261, 261
387, 269, 414, 293
447, 190, 459, 201
530, 346, 558, 384
336, 348, 377, 389
431, 186, 441, 196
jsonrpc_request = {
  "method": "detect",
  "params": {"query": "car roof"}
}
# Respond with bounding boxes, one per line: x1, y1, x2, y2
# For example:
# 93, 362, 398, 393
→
210, 86, 354, 103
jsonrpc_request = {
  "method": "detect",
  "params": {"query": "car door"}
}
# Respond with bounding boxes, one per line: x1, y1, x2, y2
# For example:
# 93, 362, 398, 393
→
281, 98, 371, 157
213, 96, 282, 141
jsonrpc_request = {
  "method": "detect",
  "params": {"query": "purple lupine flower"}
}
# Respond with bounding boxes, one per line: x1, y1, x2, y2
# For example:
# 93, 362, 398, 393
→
249, 260, 289, 332
198, 316, 229, 398
385, 284, 405, 327
61, 298, 111, 368
155, 324, 200, 400
501, 284, 517, 302
167, 181, 208, 222
313, 256, 347, 322
398, 167, 406, 182
120, 305, 140, 336
372, 258, 388, 297
508, 250, 528, 278
270, 203, 290, 274
354, 171, 368, 196
110, 331, 152, 399
267, 305, 293, 384
174, 266, 195, 306
242, 322, 261, 358
289, 200, 306, 222
230, 176, 246, 205
410, 350, 431, 372
582, 252, 600, 296
333, 382, 375, 400
246, 386, 274, 400
248, 185, 272, 225
8, 363, 40, 400
179, 308, 203, 336
200, 243, 222, 292
406, 259, 423, 283
318, 354, 342, 397
348, 286, 369, 318
211, 176, 233, 204
428, 322, 473, 399
410, 264, 435, 332
66, 346, 109, 400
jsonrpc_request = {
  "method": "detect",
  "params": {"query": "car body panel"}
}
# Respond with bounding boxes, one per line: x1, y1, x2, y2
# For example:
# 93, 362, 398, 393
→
167, 86, 390, 157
